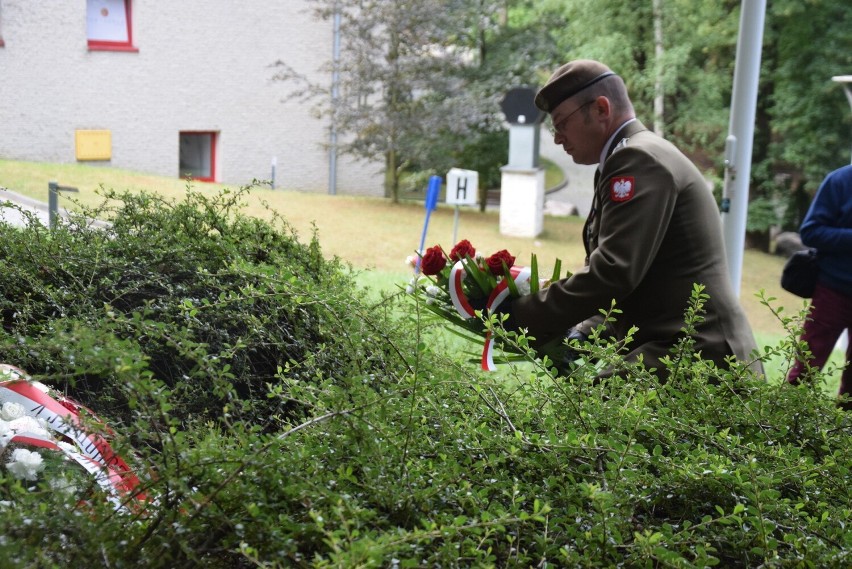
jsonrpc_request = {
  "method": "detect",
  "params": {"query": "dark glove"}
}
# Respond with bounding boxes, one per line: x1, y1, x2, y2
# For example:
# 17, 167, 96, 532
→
468, 295, 488, 314
489, 297, 517, 332
469, 296, 517, 332
562, 327, 589, 364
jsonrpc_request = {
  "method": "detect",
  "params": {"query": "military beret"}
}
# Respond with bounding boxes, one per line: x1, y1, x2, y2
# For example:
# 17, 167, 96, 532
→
534, 60, 616, 113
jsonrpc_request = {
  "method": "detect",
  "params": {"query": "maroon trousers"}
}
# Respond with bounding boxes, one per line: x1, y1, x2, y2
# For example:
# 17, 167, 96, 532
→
787, 283, 852, 402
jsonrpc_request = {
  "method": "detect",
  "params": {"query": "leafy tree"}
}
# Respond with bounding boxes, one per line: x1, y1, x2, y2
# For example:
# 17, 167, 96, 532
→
275, 0, 851, 223
536, 0, 740, 164
447, 0, 565, 210
528, 0, 852, 242
273, 0, 565, 206
760, 0, 852, 228
274, 0, 491, 202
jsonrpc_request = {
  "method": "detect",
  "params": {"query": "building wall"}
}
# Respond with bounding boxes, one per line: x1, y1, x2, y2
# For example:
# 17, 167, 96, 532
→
0, 0, 382, 195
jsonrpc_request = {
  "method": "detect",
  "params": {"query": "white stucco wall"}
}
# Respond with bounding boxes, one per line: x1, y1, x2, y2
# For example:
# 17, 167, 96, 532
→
0, 0, 382, 195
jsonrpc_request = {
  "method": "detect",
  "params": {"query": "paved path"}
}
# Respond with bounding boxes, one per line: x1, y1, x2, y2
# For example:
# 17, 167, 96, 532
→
1, 187, 108, 229
0, 188, 51, 227
540, 125, 598, 217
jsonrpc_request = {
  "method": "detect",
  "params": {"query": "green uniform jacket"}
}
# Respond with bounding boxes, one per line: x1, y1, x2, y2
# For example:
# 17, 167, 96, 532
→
513, 120, 761, 373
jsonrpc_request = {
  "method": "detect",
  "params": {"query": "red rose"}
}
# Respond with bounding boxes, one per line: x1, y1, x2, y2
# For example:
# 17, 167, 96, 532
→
485, 249, 515, 276
420, 246, 447, 276
449, 239, 476, 262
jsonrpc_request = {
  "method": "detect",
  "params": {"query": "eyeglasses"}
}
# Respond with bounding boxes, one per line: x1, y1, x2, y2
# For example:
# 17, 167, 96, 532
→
547, 100, 595, 135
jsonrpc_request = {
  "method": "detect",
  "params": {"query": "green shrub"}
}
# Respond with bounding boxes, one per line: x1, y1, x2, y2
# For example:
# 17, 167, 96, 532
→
0, 187, 848, 568
0, 186, 410, 428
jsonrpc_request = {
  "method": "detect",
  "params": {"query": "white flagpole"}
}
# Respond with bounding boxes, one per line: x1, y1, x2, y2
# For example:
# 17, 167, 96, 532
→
721, 0, 767, 296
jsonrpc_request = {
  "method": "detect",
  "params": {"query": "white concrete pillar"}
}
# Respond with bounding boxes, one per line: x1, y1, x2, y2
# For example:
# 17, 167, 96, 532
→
499, 167, 544, 237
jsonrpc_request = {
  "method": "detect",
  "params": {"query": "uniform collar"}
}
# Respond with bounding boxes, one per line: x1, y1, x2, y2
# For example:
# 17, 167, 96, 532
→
598, 118, 637, 172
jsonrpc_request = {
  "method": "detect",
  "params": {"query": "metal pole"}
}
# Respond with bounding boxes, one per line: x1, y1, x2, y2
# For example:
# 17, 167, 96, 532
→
328, 4, 341, 196
47, 180, 79, 229
452, 206, 460, 244
48, 180, 58, 229
721, 0, 766, 297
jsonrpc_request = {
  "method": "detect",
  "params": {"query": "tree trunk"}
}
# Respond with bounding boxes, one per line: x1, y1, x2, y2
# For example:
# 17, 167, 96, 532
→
653, 0, 665, 136
385, 149, 400, 203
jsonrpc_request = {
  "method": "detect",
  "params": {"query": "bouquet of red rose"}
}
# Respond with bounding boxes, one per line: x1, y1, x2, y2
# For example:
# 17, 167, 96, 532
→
405, 239, 564, 370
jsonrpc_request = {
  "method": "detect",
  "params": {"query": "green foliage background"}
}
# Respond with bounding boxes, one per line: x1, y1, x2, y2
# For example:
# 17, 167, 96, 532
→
287, 0, 852, 228
0, 188, 849, 567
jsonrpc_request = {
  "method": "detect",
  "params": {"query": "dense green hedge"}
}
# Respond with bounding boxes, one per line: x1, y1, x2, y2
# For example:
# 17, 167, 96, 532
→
0, 187, 408, 428
0, 187, 849, 568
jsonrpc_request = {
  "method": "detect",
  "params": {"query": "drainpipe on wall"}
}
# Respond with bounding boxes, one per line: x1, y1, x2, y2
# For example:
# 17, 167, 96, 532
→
328, 4, 341, 196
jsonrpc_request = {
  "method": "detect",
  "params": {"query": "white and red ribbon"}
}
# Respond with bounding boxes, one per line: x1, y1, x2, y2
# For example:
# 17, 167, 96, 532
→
481, 266, 530, 371
447, 262, 532, 371
448, 260, 476, 319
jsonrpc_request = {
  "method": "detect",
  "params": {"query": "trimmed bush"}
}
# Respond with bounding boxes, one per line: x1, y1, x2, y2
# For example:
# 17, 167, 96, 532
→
0, 186, 849, 568
0, 186, 409, 427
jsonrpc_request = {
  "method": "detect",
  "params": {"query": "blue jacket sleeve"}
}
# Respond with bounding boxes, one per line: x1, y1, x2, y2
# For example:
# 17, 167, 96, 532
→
799, 168, 852, 252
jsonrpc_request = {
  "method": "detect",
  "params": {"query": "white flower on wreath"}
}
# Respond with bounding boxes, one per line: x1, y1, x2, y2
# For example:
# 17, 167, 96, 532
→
31, 381, 52, 394
6, 448, 46, 481
405, 277, 417, 294
7, 415, 50, 437
49, 474, 80, 497
0, 402, 25, 422
425, 285, 442, 305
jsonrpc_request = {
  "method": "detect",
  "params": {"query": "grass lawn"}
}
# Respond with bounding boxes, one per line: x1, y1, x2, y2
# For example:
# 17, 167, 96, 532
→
2, 158, 845, 393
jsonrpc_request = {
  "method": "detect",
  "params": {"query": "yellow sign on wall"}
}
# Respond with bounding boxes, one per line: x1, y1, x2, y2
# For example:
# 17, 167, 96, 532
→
75, 130, 112, 161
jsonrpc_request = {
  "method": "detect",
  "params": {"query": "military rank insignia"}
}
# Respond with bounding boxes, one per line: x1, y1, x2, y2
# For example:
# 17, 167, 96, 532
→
610, 176, 635, 202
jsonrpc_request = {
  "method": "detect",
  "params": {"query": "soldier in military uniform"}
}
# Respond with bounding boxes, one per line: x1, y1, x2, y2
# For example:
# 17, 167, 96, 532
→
506, 59, 763, 376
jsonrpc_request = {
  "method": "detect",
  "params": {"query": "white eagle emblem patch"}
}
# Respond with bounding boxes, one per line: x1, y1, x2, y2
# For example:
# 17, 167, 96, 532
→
610, 176, 635, 202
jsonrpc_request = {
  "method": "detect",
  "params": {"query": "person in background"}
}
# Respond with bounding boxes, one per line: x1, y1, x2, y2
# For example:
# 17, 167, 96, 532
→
503, 59, 763, 377
786, 164, 852, 409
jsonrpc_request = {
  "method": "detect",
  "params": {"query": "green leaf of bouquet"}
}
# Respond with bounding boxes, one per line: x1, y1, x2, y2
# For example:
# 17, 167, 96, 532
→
530, 254, 540, 294
421, 302, 475, 328
551, 258, 562, 282
504, 261, 520, 297
464, 349, 527, 365
444, 324, 487, 343
493, 351, 528, 361
461, 255, 491, 297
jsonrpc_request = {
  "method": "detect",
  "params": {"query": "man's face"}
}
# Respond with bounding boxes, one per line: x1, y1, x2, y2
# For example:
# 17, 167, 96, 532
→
548, 97, 603, 165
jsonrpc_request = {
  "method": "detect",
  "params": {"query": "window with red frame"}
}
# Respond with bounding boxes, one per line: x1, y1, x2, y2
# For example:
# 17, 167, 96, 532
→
87, 0, 136, 51
179, 132, 217, 182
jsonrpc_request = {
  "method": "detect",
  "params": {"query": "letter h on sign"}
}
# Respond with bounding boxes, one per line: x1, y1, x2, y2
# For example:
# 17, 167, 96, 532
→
445, 168, 479, 206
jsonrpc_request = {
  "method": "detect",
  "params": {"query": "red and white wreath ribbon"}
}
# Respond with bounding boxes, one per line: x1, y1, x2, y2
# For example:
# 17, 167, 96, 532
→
448, 261, 477, 319
447, 261, 531, 371
0, 365, 145, 507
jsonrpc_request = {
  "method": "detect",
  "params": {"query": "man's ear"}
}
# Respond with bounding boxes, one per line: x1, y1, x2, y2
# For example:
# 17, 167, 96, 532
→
591, 96, 612, 119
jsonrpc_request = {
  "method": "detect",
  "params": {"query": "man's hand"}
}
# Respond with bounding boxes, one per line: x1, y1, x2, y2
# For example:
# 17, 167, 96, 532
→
562, 327, 589, 363
468, 296, 488, 313
470, 296, 517, 332
491, 298, 517, 332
